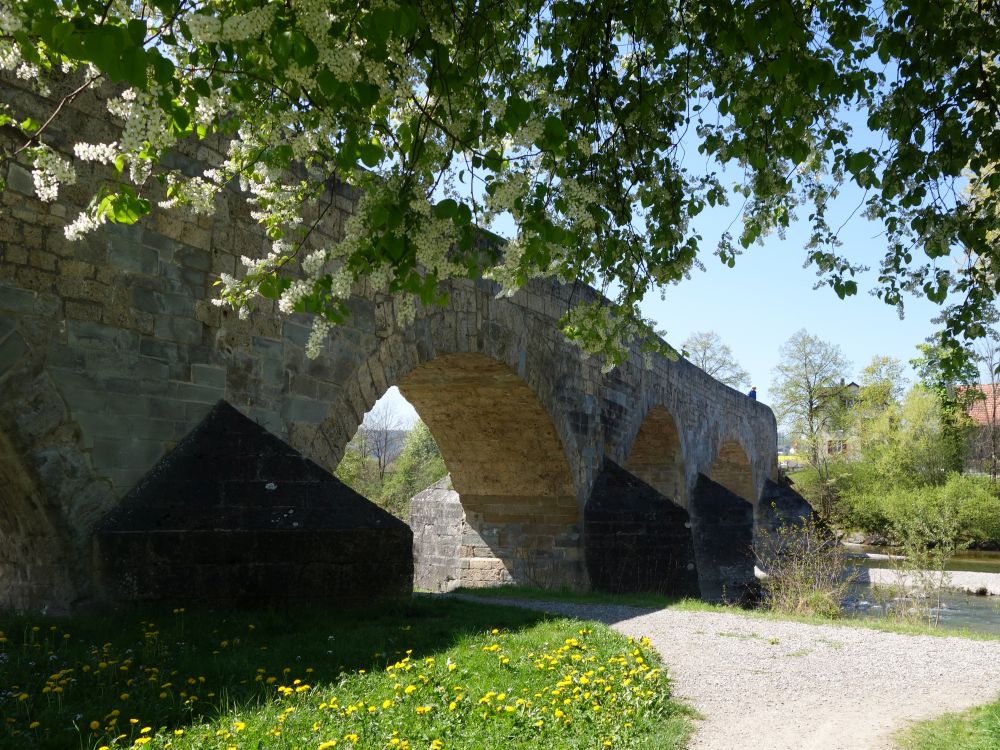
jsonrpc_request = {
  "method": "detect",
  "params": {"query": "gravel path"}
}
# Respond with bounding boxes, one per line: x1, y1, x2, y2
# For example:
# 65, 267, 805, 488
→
456, 596, 1000, 750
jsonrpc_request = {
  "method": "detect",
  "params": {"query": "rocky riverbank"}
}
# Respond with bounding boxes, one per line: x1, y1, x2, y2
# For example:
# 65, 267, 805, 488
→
859, 567, 1000, 596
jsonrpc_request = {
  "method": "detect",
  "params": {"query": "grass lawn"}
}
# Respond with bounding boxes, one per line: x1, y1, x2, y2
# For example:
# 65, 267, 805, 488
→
453, 586, 1000, 641
0, 598, 692, 750
898, 695, 1000, 750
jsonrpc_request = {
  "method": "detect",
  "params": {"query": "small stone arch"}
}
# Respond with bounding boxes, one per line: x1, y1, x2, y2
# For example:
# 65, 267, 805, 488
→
623, 405, 686, 506
708, 439, 756, 504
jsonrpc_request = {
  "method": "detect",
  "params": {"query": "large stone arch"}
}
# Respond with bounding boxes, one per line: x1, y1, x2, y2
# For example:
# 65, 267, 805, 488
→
286, 284, 592, 495
708, 439, 756, 504
294, 296, 589, 589
623, 405, 687, 506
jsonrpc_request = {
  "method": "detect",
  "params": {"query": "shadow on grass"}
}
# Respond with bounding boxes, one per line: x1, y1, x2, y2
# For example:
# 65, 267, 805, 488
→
0, 597, 548, 750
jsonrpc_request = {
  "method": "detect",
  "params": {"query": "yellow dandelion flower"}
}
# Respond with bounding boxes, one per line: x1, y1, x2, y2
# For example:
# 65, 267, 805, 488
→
318, 742, 338, 750
415, 705, 432, 715
430, 741, 444, 750
29, 721, 40, 729
382, 700, 394, 708
344, 733, 359, 742
89, 720, 100, 730
234, 721, 246, 732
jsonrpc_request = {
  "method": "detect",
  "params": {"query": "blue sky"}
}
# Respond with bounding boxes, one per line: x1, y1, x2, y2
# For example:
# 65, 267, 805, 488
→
639, 204, 948, 409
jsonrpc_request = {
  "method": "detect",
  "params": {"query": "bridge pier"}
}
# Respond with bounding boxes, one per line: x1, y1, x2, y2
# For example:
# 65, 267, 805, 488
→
410, 480, 587, 592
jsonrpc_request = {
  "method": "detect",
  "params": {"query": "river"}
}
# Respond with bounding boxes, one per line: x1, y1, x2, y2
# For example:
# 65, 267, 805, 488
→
840, 545, 1000, 635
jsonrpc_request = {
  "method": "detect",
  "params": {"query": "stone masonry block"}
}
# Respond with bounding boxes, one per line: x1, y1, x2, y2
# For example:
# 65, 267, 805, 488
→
191, 363, 227, 388
0, 330, 28, 376
154, 315, 203, 345
109, 235, 158, 275
0, 283, 36, 313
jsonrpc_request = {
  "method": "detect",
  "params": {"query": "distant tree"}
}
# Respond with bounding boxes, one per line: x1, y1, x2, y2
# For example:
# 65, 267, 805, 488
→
381, 420, 448, 519
335, 429, 379, 498
910, 332, 979, 476
361, 401, 403, 482
852, 356, 906, 455
682, 330, 751, 389
772, 330, 851, 515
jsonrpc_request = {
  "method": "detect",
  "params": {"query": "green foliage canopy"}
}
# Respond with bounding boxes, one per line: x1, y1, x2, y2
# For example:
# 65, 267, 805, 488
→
1, 0, 998, 365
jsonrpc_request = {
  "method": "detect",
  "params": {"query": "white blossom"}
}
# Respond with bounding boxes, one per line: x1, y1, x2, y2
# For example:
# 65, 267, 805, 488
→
73, 142, 119, 164
305, 317, 331, 359
278, 280, 311, 314
30, 146, 76, 202
64, 209, 104, 241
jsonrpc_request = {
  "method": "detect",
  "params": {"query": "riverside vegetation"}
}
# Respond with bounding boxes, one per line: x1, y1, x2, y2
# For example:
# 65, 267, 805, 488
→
0, 599, 691, 750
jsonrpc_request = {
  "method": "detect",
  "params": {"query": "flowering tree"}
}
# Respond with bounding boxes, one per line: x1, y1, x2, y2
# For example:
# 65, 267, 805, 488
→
1, 0, 997, 367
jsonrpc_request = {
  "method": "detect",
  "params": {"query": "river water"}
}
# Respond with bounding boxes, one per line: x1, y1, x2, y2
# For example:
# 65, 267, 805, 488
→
842, 584, 1000, 635
840, 546, 1000, 635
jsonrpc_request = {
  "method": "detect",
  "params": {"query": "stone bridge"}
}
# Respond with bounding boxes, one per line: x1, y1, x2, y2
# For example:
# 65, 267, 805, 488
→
0, 77, 784, 612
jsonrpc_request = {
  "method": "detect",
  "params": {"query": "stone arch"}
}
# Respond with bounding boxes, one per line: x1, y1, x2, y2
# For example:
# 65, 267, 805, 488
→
400, 353, 581, 587
398, 353, 576, 501
708, 439, 756, 504
623, 405, 686, 506
0, 428, 74, 611
305, 321, 585, 588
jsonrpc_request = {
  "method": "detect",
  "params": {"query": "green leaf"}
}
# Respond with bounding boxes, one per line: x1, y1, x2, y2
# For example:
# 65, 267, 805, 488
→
270, 31, 294, 68
316, 69, 340, 97
433, 199, 459, 219
359, 142, 384, 168
258, 274, 292, 300
541, 115, 566, 148
97, 187, 151, 225
126, 18, 146, 46
291, 31, 319, 67
353, 82, 380, 107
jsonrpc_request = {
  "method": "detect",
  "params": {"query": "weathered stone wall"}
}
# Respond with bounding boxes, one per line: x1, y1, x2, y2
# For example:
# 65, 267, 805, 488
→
689, 474, 757, 602
1, 75, 779, 610
584, 460, 700, 597
94, 401, 412, 606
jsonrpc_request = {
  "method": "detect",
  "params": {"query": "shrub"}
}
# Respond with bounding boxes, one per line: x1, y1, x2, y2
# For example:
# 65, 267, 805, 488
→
755, 513, 855, 618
